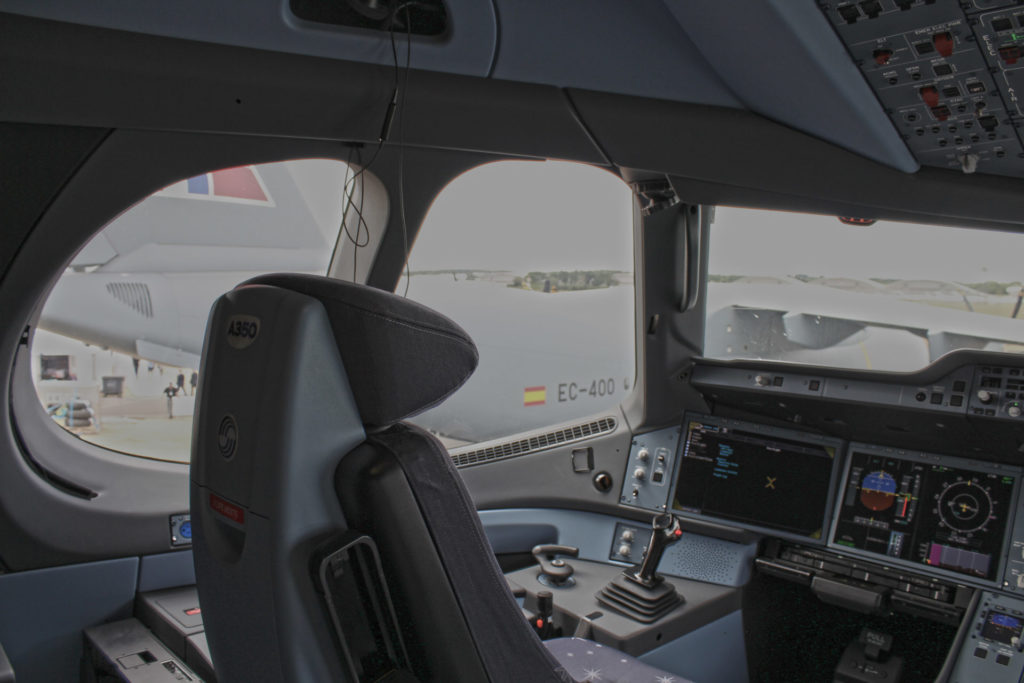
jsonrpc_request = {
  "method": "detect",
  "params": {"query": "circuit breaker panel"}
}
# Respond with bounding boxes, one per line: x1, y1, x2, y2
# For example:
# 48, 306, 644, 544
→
820, 0, 1024, 177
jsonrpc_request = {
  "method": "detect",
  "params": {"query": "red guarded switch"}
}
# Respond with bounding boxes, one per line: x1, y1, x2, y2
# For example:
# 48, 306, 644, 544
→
933, 32, 954, 57
919, 85, 939, 108
1000, 45, 1021, 65
873, 48, 894, 66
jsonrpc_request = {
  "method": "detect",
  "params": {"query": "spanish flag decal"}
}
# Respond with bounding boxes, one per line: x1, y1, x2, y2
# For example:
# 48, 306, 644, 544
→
523, 386, 546, 407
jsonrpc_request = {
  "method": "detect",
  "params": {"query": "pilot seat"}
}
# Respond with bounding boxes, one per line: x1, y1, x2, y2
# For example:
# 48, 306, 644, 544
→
190, 273, 689, 682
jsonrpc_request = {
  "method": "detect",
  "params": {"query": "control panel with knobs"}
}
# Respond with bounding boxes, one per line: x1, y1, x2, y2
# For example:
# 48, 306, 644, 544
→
608, 522, 654, 565
620, 426, 682, 511
969, 367, 1024, 420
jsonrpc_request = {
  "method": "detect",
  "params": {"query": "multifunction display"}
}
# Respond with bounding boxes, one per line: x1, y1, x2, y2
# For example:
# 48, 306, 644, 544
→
673, 416, 839, 540
982, 610, 1024, 646
833, 449, 1015, 581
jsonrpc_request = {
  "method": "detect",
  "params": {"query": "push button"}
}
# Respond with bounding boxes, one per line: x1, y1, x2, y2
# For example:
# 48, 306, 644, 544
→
997, 653, 1011, 665
974, 647, 987, 659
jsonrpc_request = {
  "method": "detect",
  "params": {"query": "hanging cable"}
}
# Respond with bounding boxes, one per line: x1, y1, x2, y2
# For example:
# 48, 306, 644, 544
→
393, 4, 414, 297
336, 1, 422, 287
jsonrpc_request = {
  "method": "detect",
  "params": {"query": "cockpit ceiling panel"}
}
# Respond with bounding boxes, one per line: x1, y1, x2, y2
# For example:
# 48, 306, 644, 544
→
821, 0, 1024, 179
0, 0, 498, 77
488, 0, 740, 109
663, 0, 919, 174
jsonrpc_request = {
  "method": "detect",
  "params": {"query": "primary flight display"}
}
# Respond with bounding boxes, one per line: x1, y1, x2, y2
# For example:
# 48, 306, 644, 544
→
832, 448, 1016, 581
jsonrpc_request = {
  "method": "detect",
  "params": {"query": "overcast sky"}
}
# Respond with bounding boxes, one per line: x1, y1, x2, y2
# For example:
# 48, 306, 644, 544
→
710, 206, 1024, 283
409, 160, 634, 273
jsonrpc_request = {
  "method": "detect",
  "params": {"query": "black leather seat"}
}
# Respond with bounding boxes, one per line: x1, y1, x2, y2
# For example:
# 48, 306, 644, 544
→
191, 273, 687, 682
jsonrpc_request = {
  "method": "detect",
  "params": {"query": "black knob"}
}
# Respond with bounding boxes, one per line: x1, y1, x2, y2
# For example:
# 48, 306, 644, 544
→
537, 591, 553, 617
531, 544, 579, 586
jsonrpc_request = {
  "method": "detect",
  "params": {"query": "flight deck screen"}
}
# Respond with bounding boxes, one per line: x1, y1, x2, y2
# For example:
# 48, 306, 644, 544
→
672, 417, 839, 540
832, 449, 1016, 582
982, 611, 1024, 645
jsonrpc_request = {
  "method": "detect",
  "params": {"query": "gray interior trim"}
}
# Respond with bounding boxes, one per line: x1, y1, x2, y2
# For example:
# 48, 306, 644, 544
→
572, 90, 1024, 231
0, 124, 110, 282
663, 0, 918, 173
0, 13, 605, 164
138, 551, 196, 593
490, 0, 739, 108
633, 204, 712, 430
461, 407, 640, 516
0, 557, 137, 682
639, 609, 747, 683
0, 0, 499, 76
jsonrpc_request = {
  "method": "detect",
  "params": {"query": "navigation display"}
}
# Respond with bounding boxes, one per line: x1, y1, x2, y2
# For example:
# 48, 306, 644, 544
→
832, 448, 1016, 582
672, 415, 840, 540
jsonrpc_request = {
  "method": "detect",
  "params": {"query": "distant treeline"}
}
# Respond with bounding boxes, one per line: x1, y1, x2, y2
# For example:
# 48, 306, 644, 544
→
510, 270, 621, 292
409, 269, 507, 277
709, 274, 1023, 295
961, 280, 1022, 295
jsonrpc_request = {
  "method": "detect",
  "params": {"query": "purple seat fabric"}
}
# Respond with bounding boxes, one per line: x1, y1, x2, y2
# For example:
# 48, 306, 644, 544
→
545, 637, 695, 683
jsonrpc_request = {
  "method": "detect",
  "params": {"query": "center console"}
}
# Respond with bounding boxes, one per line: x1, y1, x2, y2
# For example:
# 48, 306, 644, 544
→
505, 558, 740, 656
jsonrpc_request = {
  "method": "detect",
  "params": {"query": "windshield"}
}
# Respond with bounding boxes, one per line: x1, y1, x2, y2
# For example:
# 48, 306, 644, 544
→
704, 207, 1024, 370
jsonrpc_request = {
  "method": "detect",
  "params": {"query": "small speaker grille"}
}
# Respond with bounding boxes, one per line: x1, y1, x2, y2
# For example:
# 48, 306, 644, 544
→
665, 534, 751, 586
451, 417, 617, 468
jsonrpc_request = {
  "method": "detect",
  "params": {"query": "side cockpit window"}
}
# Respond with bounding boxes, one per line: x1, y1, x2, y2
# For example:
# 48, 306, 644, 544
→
402, 160, 637, 447
705, 207, 1024, 370
32, 159, 354, 463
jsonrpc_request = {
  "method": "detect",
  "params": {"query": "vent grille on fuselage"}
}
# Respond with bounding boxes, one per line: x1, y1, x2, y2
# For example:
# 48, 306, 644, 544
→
450, 417, 617, 468
105, 282, 154, 318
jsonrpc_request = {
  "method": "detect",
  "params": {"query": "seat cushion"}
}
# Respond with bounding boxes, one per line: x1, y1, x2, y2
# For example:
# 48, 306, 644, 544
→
545, 638, 695, 683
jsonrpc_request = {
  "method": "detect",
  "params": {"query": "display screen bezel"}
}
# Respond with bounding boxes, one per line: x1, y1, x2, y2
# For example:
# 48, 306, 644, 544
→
668, 412, 846, 545
827, 442, 1022, 588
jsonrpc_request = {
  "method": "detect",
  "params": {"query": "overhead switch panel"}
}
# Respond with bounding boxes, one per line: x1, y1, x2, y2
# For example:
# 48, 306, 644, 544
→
822, 0, 1024, 178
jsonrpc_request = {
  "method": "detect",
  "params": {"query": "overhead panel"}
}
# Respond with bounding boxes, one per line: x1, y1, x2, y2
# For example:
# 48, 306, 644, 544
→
820, 0, 1024, 178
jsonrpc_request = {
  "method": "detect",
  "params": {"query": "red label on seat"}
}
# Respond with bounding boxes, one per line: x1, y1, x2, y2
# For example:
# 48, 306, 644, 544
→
210, 493, 245, 525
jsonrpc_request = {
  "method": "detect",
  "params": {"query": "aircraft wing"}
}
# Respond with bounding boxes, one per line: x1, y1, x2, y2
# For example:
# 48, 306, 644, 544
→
135, 340, 201, 370
707, 282, 1024, 363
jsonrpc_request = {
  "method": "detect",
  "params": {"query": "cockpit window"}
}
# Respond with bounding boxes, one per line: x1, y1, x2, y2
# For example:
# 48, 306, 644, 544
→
704, 206, 1024, 370
31, 159, 353, 463
403, 160, 636, 447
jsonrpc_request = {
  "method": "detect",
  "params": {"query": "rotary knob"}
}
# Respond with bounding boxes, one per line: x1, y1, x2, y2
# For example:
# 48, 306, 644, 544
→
977, 390, 994, 404
755, 375, 770, 387
637, 448, 650, 462
618, 544, 632, 557
1009, 404, 1022, 418
621, 529, 635, 542
634, 467, 647, 481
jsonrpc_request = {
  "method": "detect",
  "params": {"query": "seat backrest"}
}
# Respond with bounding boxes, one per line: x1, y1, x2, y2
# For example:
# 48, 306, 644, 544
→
191, 274, 565, 682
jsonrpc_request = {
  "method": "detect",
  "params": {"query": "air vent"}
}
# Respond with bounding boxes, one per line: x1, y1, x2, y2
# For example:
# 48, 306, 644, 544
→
105, 282, 153, 318
451, 417, 617, 468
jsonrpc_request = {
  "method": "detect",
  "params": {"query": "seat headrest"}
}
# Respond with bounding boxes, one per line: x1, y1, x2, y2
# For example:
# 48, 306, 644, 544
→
240, 274, 478, 430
